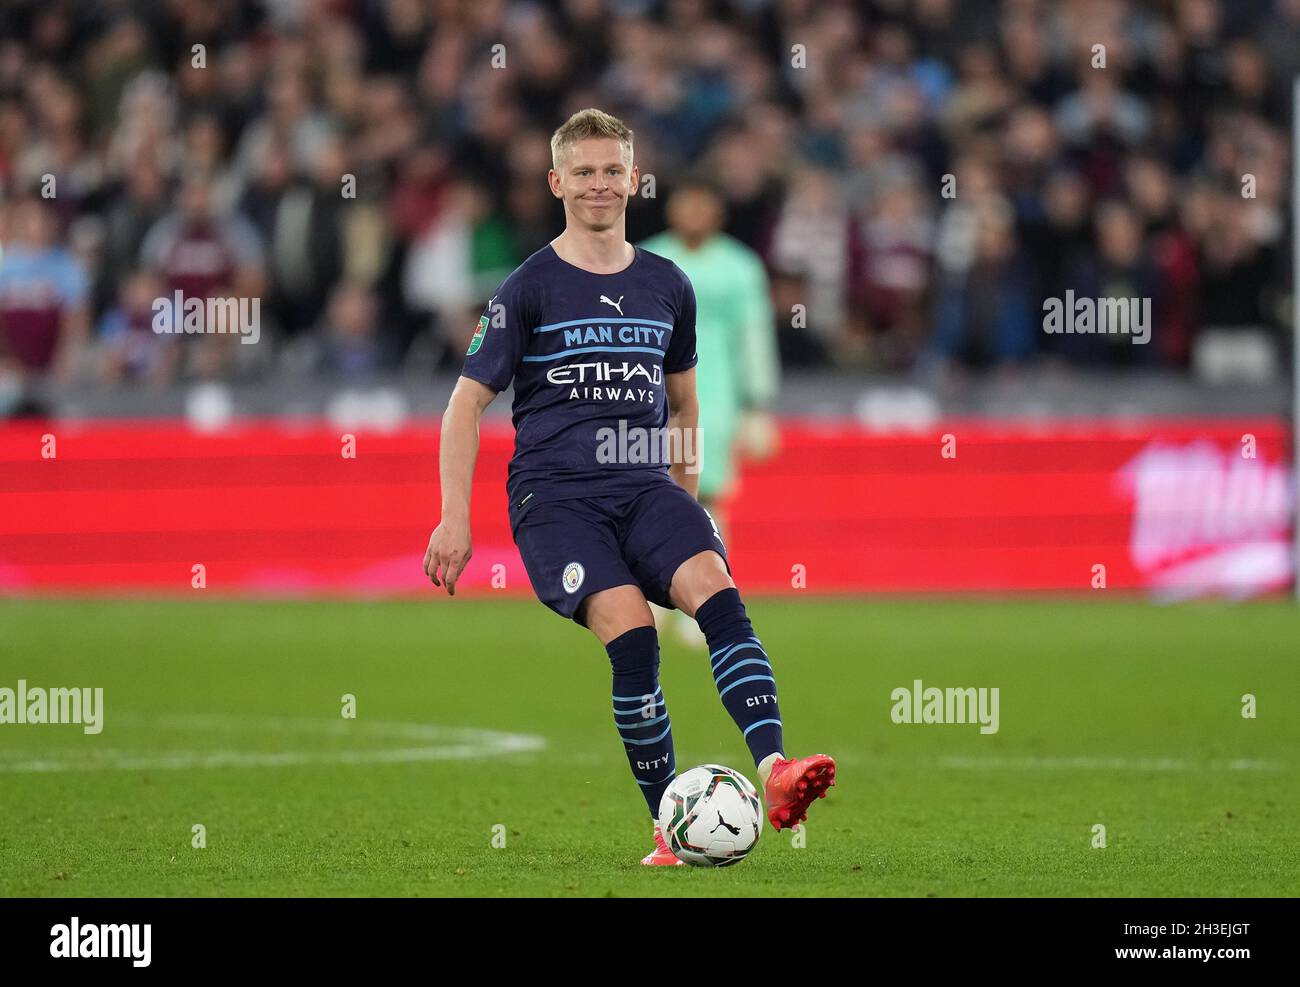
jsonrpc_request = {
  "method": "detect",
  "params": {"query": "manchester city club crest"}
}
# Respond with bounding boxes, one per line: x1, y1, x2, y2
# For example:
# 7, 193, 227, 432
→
561, 562, 585, 594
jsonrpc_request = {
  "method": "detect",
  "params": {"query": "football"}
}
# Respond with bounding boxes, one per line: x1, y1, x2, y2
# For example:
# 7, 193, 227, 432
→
657, 764, 762, 866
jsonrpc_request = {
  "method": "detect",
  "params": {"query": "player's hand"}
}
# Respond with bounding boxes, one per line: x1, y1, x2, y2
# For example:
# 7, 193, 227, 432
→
736, 410, 780, 462
423, 520, 472, 596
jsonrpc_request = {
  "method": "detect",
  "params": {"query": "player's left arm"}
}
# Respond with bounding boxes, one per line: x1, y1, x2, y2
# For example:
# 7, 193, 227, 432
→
665, 367, 700, 498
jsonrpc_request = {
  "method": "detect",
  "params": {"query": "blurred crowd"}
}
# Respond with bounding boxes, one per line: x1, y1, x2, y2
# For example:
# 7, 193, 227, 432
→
0, 0, 1293, 405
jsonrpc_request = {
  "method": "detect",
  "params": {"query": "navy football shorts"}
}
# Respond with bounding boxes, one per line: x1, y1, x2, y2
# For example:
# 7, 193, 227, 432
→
511, 479, 730, 625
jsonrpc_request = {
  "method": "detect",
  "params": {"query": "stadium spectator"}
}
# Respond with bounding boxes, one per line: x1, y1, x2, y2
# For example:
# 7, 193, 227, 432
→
96, 153, 170, 316
847, 169, 934, 369
316, 280, 383, 382
768, 164, 851, 361
1055, 199, 1162, 366
240, 135, 352, 337
97, 267, 177, 386
0, 196, 89, 411
139, 174, 265, 377
931, 196, 1037, 373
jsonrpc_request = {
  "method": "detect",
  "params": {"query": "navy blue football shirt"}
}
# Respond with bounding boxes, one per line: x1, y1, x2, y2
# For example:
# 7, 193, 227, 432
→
460, 243, 698, 514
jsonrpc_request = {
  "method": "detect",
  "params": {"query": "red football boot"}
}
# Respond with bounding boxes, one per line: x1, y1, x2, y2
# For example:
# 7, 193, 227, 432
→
763, 754, 836, 831
641, 824, 685, 866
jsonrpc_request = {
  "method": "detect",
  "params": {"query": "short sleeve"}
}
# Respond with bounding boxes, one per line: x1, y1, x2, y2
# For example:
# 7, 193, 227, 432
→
460, 272, 532, 392
663, 267, 697, 373
57, 254, 89, 308
226, 215, 266, 270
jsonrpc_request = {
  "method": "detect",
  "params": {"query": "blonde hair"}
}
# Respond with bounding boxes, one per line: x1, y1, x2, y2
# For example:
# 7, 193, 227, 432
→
550, 108, 634, 171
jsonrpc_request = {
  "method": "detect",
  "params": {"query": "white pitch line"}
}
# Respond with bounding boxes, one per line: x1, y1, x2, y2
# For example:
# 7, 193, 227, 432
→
538, 750, 1290, 774
936, 754, 1287, 773
553, 750, 1289, 773
0, 713, 546, 773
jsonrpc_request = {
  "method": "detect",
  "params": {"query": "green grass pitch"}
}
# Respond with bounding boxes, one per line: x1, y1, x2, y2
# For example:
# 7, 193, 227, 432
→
2, 595, 1297, 897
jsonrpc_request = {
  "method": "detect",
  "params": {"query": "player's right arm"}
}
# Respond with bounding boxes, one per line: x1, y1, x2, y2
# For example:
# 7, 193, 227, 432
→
423, 270, 530, 595
424, 375, 498, 595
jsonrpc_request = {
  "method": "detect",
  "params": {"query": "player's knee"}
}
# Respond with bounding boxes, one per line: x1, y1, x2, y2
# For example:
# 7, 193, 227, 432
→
581, 586, 654, 646
690, 577, 736, 615
595, 615, 656, 652
670, 551, 735, 617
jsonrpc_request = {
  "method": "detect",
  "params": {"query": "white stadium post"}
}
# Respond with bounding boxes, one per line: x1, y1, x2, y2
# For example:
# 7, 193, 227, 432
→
1294, 77, 1300, 601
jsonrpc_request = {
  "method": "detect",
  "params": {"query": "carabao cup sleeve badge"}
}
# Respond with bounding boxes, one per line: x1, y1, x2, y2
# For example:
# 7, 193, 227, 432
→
467, 315, 489, 355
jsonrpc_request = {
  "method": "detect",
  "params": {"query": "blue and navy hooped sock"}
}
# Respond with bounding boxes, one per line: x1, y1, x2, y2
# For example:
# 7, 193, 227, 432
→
606, 625, 675, 818
696, 588, 784, 766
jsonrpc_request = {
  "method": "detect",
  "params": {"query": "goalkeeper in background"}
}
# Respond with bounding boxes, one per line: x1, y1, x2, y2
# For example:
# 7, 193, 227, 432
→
640, 178, 780, 647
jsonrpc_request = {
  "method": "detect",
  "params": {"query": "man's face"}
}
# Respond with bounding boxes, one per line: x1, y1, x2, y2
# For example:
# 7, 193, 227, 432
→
181, 181, 213, 223
549, 137, 637, 232
667, 186, 723, 243
14, 202, 54, 248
